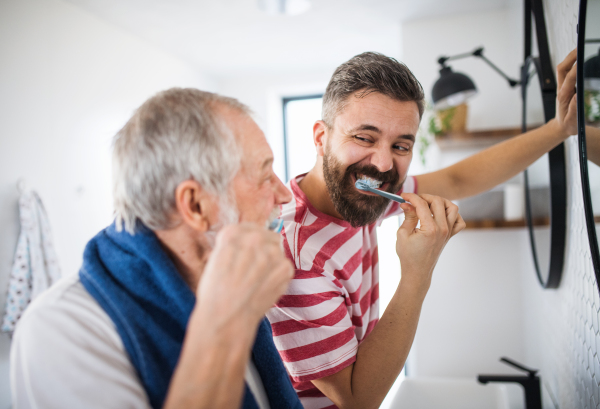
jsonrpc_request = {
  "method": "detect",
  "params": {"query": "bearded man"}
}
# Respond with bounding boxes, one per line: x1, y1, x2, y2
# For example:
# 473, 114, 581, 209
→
266, 50, 578, 409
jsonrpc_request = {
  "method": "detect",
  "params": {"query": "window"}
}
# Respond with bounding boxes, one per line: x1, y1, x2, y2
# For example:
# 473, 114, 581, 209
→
282, 95, 323, 181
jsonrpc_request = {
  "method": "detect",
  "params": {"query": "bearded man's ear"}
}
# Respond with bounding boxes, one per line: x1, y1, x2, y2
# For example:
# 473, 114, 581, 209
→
313, 120, 328, 157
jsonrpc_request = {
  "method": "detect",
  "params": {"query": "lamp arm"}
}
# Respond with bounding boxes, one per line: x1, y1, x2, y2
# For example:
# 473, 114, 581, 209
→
438, 50, 478, 66
438, 47, 521, 88
474, 52, 521, 87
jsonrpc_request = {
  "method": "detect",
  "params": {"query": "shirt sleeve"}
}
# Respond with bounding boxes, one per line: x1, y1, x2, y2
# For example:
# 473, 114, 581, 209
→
10, 280, 151, 409
266, 268, 358, 383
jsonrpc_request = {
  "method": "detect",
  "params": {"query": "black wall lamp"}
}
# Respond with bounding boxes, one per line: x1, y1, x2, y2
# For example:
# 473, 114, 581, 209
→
432, 47, 521, 109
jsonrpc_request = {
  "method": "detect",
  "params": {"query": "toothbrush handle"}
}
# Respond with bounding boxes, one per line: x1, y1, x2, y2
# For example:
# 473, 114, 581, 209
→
364, 186, 406, 204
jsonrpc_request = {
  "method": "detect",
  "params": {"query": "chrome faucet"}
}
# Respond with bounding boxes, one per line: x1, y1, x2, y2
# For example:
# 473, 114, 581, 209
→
478, 357, 542, 409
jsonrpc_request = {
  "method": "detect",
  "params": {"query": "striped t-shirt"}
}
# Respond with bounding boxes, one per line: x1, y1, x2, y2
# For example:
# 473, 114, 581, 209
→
266, 174, 417, 409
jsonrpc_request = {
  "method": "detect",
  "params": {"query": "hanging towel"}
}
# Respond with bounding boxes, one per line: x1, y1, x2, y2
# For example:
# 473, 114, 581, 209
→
2, 190, 61, 333
79, 223, 303, 409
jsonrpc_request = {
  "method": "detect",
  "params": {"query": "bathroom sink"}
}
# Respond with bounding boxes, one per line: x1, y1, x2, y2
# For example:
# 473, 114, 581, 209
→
388, 377, 510, 409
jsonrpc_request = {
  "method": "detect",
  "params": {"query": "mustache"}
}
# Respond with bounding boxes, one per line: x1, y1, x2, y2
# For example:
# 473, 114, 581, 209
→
345, 163, 400, 185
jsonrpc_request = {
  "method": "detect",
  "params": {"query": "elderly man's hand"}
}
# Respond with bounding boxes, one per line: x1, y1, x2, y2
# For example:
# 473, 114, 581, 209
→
197, 223, 294, 329
396, 193, 465, 294
165, 224, 293, 409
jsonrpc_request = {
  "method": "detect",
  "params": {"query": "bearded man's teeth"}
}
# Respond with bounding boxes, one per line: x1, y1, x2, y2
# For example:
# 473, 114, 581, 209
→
357, 174, 383, 188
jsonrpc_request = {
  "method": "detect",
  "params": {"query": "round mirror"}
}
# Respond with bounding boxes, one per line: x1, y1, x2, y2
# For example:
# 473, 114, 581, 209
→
577, 0, 600, 288
523, 58, 552, 284
522, 52, 566, 288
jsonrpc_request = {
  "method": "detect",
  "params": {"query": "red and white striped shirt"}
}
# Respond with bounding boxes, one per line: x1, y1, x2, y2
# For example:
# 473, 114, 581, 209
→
266, 174, 417, 409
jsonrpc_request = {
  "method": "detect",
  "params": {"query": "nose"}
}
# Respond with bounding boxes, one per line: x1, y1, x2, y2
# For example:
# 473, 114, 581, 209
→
370, 147, 394, 173
274, 175, 292, 205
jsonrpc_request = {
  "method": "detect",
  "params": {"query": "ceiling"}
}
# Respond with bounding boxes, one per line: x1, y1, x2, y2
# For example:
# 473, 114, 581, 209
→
64, 0, 512, 79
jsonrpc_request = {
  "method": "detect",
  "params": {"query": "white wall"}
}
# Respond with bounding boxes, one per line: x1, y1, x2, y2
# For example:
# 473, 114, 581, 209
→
402, 7, 523, 131
0, 0, 216, 406
410, 228, 528, 377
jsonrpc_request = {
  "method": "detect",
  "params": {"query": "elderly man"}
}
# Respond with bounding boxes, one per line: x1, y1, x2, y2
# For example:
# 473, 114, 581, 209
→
10, 88, 462, 408
267, 50, 578, 409
10, 90, 300, 409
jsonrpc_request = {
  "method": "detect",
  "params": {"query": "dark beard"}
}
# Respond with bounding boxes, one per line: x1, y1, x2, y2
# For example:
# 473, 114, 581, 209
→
322, 150, 404, 228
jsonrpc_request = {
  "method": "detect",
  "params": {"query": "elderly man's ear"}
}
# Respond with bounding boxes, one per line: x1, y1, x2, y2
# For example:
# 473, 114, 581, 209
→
174, 180, 217, 232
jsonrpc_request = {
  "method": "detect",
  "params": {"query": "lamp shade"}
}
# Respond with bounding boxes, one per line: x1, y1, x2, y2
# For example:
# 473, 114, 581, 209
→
432, 66, 478, 110
584, 48, 600, 91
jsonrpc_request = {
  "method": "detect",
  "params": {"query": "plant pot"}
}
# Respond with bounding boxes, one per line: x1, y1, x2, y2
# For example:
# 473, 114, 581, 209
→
435, 103, 468, 135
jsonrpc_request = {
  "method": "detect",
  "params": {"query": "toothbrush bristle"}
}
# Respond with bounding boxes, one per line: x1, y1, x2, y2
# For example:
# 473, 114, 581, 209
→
356, 176, 381, 189
355, 180, 370, 190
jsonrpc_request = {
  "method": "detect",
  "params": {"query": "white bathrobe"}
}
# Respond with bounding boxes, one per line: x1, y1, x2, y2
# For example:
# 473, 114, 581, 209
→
2, 190, 61, 333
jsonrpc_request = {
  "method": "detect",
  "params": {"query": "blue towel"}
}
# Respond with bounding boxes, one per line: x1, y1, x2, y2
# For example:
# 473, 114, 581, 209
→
79, 223, 302, 409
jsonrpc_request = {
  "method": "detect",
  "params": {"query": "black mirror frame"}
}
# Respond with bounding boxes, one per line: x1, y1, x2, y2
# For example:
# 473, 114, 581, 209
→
576, 0, 600, 290
522, 0, 567, 288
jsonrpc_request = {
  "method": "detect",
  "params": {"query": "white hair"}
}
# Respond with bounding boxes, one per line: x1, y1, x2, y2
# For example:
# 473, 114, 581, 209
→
112, 88, 248, 234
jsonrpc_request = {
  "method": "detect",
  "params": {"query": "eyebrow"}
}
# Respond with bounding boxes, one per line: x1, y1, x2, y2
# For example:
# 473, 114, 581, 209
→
347, 124, 416, 142
261, 157, 274, 171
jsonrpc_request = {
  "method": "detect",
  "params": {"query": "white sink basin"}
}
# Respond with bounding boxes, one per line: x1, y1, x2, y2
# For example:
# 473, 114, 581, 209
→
388, 377, 510, 409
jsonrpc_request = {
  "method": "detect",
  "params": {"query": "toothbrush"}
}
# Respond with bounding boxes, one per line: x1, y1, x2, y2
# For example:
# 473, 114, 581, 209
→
268, 218, 284, 233
355, 179, 409, 204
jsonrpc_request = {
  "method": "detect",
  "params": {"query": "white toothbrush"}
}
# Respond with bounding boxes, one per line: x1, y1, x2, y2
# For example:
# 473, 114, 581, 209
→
355, 179, 408, 204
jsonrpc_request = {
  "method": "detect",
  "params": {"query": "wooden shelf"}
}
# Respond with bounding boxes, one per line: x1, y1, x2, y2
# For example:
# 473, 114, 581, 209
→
435, 126, 536, 150
464, 217, 550, 229
434, 125, 549, 230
